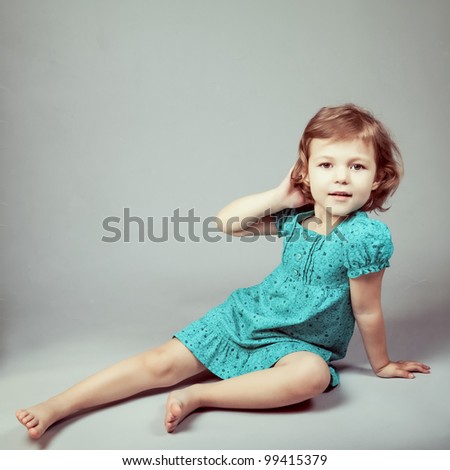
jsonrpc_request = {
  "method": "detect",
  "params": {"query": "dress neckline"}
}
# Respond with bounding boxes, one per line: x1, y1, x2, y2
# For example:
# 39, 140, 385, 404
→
295, 209, 364, 237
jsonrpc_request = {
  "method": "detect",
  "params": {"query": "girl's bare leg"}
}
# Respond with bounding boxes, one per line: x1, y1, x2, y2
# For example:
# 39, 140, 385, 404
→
16, 338, 206, 439
165, 351, 331, 432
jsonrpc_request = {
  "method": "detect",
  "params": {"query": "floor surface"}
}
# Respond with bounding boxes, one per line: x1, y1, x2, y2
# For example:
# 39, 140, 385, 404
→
1, 325, 448, 451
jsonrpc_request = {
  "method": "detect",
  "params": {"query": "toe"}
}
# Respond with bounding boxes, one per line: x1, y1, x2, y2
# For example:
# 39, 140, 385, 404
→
166, 410, 177, 423
165, 401, 183, 432
168, 402, 181, 421
26, 417, 39, 428
28, 426, 43, 440
16, 410, 28, 421
21, 414, 35, 425
166, 418, 177, 433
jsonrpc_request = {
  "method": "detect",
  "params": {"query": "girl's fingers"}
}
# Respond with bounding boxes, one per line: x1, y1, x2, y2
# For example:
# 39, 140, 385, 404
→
397, 360, 430, 368
378, 361, 431, 379
406, 362, 430, 370
287, 164, 296, 178
395, 368, 415, 379
397, 362, 431, 374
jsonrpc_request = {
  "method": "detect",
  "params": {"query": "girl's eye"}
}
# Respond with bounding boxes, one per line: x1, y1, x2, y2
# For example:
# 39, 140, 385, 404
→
351, 164, 365, 171
319, 163, 332, 169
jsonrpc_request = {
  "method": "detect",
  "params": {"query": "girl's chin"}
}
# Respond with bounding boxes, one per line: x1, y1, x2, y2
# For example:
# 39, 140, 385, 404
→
315, 201, 365, 220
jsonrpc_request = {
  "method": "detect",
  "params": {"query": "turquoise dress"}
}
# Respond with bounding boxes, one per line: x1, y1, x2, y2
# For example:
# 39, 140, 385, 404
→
175, 208, 393, 387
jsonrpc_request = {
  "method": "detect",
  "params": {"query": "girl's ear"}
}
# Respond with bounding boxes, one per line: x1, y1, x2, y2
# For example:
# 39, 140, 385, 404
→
371, 180, 380, 191
301, 165, 310, 183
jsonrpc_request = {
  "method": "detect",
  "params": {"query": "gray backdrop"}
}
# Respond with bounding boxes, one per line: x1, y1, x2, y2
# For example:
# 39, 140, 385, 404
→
1, 0, 449, 450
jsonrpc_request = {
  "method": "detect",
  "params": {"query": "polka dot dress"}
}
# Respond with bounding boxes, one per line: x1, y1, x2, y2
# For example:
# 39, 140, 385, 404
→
175, 208, 393, 387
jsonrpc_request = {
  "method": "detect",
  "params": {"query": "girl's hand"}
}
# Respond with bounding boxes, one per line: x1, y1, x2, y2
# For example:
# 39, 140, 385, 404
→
276, 164, 313, 209
375, 360, 431, 379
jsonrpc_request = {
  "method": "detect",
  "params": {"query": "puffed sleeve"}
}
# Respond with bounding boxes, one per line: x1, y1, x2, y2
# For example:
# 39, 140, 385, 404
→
344, 219, 394, 278
273, 208, 298, 238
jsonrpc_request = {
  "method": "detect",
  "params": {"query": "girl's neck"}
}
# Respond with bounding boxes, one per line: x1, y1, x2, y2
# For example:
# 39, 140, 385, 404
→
302, 205, 349, 235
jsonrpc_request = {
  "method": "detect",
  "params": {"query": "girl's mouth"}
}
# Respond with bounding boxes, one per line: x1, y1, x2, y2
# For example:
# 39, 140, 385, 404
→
329, 192, 352, 197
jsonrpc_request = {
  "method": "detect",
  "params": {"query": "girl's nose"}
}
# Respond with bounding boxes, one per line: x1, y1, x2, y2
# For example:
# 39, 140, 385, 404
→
334, 167, 349, 184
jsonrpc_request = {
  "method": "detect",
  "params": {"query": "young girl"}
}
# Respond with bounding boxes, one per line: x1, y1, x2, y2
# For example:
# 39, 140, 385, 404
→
16, 103, 430, 439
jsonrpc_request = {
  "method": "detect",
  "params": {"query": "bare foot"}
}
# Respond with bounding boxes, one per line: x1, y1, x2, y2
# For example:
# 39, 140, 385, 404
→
165, 386, 201, 433
16, 400, 64, 440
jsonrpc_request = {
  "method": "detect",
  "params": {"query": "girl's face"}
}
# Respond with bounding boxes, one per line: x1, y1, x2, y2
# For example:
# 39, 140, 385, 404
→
307, 138, 379, 223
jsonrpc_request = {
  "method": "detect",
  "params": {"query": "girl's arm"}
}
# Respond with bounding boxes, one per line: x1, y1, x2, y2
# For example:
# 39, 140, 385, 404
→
216, 165, 311, 237
349, 270, 431, 378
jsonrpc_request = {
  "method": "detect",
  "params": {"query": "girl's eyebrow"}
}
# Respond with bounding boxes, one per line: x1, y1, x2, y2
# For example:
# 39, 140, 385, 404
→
312, 154, 373, 162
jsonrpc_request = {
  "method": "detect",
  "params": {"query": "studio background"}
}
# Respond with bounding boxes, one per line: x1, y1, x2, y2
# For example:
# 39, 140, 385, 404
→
1, 0, 449, 449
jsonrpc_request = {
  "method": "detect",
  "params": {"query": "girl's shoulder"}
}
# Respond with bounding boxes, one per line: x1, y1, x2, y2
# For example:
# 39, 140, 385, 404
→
342, 211, 394, 278
342, 211, 392, 241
